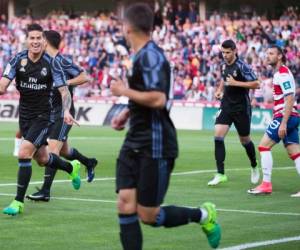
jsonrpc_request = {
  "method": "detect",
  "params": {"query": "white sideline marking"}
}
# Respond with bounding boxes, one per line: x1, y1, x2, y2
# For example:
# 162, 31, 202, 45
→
0, 166, 295, 188
0, 192, 300, 217
219, 235, 300, 250
217, 208, 300, 217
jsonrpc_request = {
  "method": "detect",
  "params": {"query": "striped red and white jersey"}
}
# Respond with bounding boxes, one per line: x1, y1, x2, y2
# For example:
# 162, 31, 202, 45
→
272, 65, 298, 118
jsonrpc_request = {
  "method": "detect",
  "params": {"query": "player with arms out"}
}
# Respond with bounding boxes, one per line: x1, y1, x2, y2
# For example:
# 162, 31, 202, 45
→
208, 39, 260, 186
27, 30, 98, 202
248, 45, 300, 197
110, 4, 221, 249
0, 24, 81, 216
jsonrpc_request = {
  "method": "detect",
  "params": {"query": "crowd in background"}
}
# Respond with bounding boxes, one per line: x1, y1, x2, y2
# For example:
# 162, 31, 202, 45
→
0, 3, 300, 105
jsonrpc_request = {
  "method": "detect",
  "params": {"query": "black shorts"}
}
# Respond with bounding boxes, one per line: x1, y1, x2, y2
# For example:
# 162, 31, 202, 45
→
215, 108, 251, 136
116, 147, 175, 207
48, 117, 72, 142
20, 117, 52, 148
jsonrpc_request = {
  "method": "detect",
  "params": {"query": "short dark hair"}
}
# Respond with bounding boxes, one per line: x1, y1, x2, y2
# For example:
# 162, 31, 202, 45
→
221, 39, 237, 50
124, 3, 154, 34
44, 30, 61, 50
27, 23, 43, 36
268, 44, 286, 63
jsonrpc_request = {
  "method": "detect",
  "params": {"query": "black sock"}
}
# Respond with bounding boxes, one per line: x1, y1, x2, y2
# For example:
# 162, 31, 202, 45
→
41, 167, 57, 194
15, 159, 32, 202
65, 148, 90, 166
215, 137, 225, 174
153, 206, 202, 228
119, 214, 142, 250
46, 153, 72, 174
243, 141, 257, 168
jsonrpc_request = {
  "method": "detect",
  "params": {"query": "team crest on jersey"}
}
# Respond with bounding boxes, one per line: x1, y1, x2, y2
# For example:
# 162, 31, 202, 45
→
283, 81, 291, 90
233, 70, 237, 77
41, 67, 47, 76
20, 58, 28, 72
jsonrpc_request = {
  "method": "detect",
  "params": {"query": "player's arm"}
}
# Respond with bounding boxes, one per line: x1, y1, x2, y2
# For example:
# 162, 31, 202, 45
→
67, 71, 90, 86
215, 80, 224, 99
0, 77, 11, 95
110, 78, 166, 109
58, 86, 78, 125
111, 107, 130, 131
226, 75, 260, 89
111, 50, 167, 109
227, 62, 260, 89
0, 56, 18, 94
51, 57, 78, 125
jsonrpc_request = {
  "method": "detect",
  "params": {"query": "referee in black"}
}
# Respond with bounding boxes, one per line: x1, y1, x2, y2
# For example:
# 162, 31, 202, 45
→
208, 39, 260, 186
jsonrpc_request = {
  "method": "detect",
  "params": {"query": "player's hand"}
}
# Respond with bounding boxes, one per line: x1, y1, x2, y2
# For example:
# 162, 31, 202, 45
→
64, 110, 80, 126
226, 75, 236, 86
111, 109, 129, 131
278, 122, 287, 139
110, 78, 126, 97
111, 116, 126, 130
215, 90, 223, 100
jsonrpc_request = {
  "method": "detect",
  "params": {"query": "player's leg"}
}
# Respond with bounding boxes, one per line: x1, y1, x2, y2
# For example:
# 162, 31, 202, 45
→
33, 144, 81, 190
60, 140, 98, 182
233, 111, 259, 184
116, 148, 142, 250
248, 132, 277, 195
3, 140, 36, 215
137, 158, 221, 248
13, 129, 23, 157
27, 139, 64, 201
208, 109, 231, 186
283, 116, 300, 197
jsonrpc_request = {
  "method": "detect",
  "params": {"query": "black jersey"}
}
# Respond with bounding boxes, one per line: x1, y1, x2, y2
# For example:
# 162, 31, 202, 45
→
123, 41, 178, 159
221, 58, 257, 112
3, 50, 66, 121
51, 53, 83, 118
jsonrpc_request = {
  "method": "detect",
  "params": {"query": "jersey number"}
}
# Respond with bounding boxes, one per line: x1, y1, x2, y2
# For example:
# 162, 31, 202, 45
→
269, 119, 281, 130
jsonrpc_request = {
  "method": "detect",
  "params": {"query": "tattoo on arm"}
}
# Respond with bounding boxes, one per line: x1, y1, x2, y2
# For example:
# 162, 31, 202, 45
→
59, 86, 72, 111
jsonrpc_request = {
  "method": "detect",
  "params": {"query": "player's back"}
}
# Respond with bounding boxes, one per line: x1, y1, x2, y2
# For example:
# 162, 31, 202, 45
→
51, 53, 83, 118
124, 40, 178, 159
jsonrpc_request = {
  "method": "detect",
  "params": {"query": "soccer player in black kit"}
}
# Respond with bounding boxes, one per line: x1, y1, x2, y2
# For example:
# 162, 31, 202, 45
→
110, 4, 221, 249
0, 24, 81, 216
208, 40, 260, 186
27, 30, 98, 202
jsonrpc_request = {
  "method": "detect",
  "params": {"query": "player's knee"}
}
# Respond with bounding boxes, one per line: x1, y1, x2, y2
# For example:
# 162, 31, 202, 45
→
59, 147, 69, 158
18, 148, 31, 159
34, 154, 49, 166
117, 196, 136, 214
240, 136, 250, 145
137, 208, 157, 225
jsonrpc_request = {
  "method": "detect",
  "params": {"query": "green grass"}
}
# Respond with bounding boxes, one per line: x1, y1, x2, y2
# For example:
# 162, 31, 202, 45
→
0, 122, 299, 250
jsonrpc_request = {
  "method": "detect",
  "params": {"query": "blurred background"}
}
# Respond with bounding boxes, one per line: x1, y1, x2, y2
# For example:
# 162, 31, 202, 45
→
0, 0, 299, 107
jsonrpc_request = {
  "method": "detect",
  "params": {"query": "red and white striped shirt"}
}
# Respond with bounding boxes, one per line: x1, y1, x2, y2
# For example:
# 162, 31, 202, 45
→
272, 65, 298, 118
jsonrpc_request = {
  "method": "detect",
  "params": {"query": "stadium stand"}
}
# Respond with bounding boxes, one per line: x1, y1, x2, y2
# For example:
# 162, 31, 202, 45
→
0, 4, 299, 105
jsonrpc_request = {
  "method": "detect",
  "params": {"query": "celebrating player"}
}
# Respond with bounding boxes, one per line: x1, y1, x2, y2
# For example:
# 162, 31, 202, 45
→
110, 4, 221, 249
248, 45, 300, 197
208, 39, 260, 186
26, 30, 98, 202
0, 24, 81, 216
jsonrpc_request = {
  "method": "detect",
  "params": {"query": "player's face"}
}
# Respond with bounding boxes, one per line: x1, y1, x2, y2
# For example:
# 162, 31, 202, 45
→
221, 47, 236, 64
266, 48, 279, 66
27, 31, 45, 55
